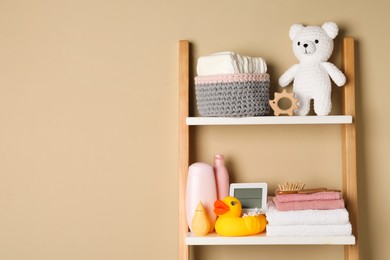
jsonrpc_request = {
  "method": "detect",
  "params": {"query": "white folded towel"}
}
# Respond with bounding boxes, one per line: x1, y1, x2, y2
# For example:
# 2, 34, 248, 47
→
266, 201, 350, 226
196, 52, 267, 76
266, 223, 352, 236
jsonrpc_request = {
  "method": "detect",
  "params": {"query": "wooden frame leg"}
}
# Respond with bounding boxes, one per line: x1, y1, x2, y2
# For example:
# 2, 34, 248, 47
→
342, 37, 359, 260
179, 40, 190, 260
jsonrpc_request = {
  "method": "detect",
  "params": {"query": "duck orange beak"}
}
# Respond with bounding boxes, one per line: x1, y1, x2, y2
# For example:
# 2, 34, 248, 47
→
214, 199, 230, 215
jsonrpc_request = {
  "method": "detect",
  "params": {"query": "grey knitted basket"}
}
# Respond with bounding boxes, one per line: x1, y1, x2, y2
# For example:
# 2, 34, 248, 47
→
195, 73, 270, 117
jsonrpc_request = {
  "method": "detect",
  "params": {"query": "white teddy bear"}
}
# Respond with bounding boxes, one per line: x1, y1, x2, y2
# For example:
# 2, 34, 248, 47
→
279, 22, 346, 116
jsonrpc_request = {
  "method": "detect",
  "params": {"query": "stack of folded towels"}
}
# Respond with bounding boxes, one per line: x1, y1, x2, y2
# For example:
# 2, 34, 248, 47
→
266, 191, 352, 236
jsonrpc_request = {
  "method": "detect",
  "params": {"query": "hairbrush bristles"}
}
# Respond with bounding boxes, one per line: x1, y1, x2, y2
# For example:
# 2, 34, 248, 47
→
277, 181, 305, 192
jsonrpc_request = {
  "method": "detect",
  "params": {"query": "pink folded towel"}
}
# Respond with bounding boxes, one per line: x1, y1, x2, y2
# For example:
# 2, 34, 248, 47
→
266, 201, 350, 226
276, 191, 341, 203
273, 196, 345, 211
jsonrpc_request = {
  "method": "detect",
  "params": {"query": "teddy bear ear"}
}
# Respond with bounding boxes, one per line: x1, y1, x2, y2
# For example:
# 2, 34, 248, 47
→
289, 24, 304, 40
322, 22, 339, 39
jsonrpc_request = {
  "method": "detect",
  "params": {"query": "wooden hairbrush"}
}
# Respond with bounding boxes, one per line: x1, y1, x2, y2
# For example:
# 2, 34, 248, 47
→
275, 182, 341, 195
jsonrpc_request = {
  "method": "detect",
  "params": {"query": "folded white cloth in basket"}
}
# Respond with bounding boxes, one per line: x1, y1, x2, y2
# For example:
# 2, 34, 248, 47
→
266, 223, 352, 236
197, 52, 267, 76
266, 201, 350, 226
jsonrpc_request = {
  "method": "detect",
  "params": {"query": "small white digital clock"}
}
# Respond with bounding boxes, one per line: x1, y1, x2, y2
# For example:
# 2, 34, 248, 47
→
229, 183, 268, 214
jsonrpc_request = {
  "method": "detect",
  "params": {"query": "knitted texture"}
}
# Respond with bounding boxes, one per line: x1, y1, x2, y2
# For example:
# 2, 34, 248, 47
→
278, 22, 346, 116
195, 73, 270, 117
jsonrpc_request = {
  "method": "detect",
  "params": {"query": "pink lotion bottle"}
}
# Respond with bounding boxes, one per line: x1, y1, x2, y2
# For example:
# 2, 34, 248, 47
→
186, 162, 217, 233
213, 154, 230, 200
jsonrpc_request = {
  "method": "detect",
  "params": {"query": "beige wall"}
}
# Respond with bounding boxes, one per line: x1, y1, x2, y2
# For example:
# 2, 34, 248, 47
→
0, 0, 388, 259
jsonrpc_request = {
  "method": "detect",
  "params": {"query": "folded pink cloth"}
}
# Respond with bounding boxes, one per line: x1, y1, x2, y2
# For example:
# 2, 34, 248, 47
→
276, 191, 341, 203
273, 196, 345, 211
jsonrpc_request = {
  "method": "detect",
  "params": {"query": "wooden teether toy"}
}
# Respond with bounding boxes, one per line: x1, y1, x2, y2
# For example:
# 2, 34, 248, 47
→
269, 90, 299, 116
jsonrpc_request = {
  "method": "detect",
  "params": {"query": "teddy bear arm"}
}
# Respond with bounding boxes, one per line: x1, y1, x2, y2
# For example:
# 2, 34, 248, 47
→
279, 64, 299, 87
322, 62, 346, 87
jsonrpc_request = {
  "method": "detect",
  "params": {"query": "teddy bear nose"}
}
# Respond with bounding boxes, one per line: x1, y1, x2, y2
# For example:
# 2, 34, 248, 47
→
303, 43, 308, 48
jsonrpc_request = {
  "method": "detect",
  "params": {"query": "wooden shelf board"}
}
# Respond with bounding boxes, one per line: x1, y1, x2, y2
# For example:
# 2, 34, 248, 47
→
186, 232, 356, 245
186, 116, 353, 126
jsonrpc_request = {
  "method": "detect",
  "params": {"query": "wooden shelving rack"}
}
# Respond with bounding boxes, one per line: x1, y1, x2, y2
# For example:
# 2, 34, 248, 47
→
178, 38, 359, 260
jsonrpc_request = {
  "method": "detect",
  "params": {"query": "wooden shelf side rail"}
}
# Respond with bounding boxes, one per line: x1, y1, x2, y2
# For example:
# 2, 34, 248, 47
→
342, 37, 359, 260
179, 40, 190, 260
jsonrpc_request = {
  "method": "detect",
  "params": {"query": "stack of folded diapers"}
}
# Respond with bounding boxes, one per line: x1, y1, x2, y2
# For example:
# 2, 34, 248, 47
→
266, 191, 352, 236
194, 52, 270, 117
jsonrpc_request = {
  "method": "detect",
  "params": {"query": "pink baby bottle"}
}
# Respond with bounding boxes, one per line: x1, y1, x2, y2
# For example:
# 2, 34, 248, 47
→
213, 154, 230, 200
186, 162, 217, 232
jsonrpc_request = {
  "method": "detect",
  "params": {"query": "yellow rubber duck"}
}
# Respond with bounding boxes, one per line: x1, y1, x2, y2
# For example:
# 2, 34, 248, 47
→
213, 196, 266, 236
